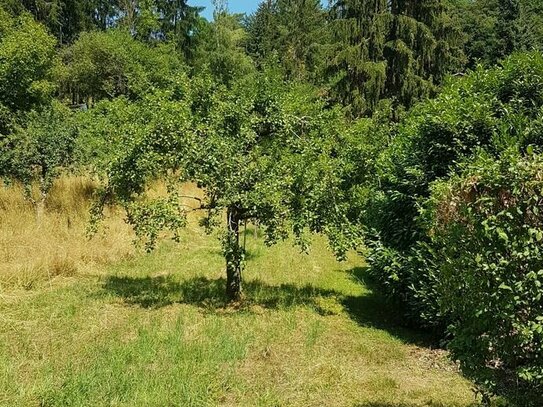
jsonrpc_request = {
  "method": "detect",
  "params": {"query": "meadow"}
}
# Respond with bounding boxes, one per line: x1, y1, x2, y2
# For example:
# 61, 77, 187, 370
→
0, 178, 475, 406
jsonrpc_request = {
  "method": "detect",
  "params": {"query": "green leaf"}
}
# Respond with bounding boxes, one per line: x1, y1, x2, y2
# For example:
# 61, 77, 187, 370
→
497, 228, 509, 242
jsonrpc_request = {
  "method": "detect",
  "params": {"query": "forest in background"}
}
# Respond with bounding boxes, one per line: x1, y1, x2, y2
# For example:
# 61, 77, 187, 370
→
1, 0, 543, 404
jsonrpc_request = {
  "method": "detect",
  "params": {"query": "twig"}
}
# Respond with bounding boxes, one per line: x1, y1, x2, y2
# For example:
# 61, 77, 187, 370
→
178, 195, 203, 203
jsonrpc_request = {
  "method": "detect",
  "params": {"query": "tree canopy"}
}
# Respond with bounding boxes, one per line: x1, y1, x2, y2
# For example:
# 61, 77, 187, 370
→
58, 29, 185, 105
325, 0, 465, 117
89, 72, 359, 300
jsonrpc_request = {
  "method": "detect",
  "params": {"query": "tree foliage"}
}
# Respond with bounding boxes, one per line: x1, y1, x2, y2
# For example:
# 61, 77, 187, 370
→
57, 29, 185, 105
1, 0, 204, 51
0, 8, 56, 116
428, 151, 543, 405
325, 0, 465, 117
456, 0, 543, 67
1, 102, 77, 213
194, 8, 255, 86
2, 2, 543, 402
246, 0, 327, 81
0, 0, 107, 43
90, 72, 359, 300
0, 6, 58, 181
360, 51, 543, 401
118, 0, 204, 58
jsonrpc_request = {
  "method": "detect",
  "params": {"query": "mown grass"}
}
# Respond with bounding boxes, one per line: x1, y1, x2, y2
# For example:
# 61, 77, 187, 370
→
0, 178, 477, 406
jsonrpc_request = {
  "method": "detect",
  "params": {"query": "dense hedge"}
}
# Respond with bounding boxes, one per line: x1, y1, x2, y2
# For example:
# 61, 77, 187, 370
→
429, 151, 543, 405
362, 52, 543, 402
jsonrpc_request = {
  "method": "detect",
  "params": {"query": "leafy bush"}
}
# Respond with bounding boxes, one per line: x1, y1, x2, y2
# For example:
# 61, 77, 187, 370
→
428, 151, 543, 405
357, 51, 543, 402
362, 52, 543, 328
2, 102, 78, 209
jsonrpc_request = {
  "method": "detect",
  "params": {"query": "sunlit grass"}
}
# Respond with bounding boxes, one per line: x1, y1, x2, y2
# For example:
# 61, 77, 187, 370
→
0, 178, 477, 406
0, 176, 134, 290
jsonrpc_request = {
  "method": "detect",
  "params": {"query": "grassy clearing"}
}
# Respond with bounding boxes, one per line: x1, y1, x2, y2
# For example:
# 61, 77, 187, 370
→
0, 178, 476, 406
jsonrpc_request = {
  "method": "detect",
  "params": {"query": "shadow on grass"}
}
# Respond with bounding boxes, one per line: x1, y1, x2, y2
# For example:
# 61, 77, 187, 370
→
102, 266, 436, 346
102, 274, 337, 311
102, 275, 221, 308
341, 266, 439, 347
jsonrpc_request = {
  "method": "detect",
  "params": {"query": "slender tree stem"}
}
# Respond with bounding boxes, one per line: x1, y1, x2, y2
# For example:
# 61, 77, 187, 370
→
225, 205, 243, 301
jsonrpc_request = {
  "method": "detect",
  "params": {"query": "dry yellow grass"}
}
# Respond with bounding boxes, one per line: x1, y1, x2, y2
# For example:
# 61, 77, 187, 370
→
0, 176, 135, 290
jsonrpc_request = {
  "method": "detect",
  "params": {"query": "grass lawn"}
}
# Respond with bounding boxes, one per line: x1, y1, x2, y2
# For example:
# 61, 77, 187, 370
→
0, 205, 476, 406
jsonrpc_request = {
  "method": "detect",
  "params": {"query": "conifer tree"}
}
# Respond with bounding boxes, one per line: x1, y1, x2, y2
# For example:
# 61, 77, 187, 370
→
326, 0, 465, 117
0, 0, 99, 43
519, 0, 543, 52
246, 0, 327, 81
153, 0, 202, 57
246, 0, 277, 65
457, 0, 543, 67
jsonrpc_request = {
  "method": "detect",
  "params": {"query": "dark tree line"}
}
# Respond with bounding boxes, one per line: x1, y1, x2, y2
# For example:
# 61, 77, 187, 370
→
0, 0, 202, 53
2, 0, 541, 117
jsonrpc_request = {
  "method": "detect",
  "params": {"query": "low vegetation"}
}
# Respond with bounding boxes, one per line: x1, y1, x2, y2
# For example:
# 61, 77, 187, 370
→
0, 177, 133, 290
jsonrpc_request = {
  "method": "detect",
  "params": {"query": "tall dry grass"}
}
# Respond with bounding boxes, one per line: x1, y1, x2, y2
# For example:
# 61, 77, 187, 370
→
0, 176, 135, 290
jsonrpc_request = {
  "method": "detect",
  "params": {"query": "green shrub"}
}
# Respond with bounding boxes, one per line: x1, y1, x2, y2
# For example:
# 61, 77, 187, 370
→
363, 52, 543, 329
358, 52, 543, 401
428, 151, 543, 405
2, 102, 78, 206
366, 235, 445, 330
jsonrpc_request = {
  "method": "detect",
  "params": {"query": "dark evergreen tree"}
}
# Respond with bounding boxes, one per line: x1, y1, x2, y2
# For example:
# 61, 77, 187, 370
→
246, 0, 327, 81
246, 1, 279, 66
153, 0, 202, 57
519, 0, 543, 52
457, 0, 543, 67
326, 0, 465, 117
1, 0, 203, 52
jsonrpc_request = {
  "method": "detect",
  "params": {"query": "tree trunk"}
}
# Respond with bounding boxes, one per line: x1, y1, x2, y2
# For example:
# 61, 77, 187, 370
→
36, 195, 46, 221
224, 206, 243, 301
35, 176, 47, 222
